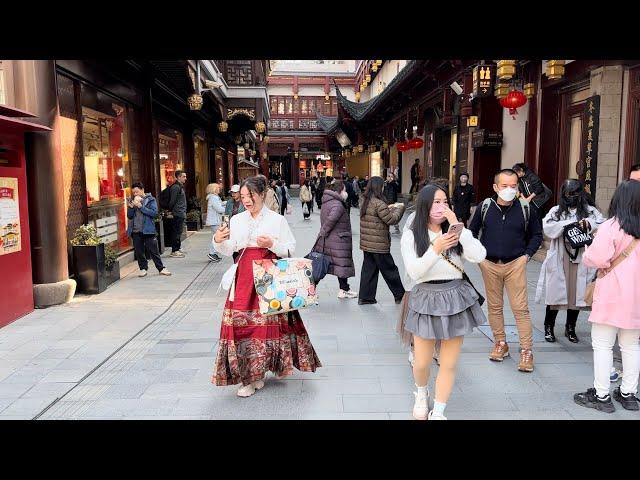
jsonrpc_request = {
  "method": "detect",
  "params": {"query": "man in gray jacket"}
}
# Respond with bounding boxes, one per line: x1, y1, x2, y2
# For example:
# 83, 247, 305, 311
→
168, 170, 187, 257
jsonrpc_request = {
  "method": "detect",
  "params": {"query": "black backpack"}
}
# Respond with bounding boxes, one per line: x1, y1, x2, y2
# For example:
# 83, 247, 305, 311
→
158, 185, 172, 210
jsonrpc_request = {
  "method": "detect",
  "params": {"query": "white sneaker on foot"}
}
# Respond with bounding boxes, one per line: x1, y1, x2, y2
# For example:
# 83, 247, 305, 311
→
159, 269, 172, 276
170, 251, 185, 258
428, 410, 447, 420
138, 270, 148, 277
337, 289, 358, 299
236, 380, 265, 397
413, 388, 430, 420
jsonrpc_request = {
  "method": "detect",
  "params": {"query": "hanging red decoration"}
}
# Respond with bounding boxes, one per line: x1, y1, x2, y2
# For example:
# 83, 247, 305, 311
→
500, 90, 527, 119
408, 137, 424, 150
396, 141, 410, 152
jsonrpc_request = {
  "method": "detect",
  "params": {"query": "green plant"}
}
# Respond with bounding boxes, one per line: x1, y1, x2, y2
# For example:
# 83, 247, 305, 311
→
186, 210, 201, 222
70, 224, 100, 246
104, 245, 118, 270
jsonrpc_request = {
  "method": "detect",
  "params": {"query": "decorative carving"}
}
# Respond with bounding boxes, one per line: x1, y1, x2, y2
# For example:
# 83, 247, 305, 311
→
226, 60, 253, 86
227, 108, 255, 120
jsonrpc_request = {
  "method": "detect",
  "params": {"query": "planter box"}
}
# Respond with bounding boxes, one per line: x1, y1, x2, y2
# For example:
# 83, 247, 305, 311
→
186, 220, 199, 231
104, 261, 120, 287
72, 244, 107, 294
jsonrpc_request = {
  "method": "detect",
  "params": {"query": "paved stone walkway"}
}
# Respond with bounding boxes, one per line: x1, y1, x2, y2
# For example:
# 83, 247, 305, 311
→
0, 202, 637, 420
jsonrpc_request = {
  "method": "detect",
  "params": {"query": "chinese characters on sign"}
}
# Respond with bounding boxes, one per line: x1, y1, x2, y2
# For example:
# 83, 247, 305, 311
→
0, 177, 21, 256
581, 96, 600, 195
472, 65, 496, 98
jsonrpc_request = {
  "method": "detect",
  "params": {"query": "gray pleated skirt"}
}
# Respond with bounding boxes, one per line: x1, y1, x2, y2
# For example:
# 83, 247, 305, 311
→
397, 279, 487, 342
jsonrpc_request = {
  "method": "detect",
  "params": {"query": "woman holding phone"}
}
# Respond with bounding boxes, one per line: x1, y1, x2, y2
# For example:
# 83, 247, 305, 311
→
399, 184, 487, 420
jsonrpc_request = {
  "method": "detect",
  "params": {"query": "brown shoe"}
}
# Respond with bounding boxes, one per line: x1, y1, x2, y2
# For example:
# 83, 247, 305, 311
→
489, 341, 509, 361
518, 349, 534, 372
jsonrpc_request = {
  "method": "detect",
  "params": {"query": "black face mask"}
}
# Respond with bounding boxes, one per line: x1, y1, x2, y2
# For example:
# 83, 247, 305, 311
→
565, 196, 579, 208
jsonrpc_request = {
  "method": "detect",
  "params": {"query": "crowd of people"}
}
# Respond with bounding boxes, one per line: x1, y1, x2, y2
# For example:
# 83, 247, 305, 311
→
124, 161, 640, 420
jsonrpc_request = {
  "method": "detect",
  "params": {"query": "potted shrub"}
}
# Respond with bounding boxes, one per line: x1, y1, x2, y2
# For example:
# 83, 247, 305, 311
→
104, 245, 120, 287
186, 209, 201, 231
71, 224, 107, 294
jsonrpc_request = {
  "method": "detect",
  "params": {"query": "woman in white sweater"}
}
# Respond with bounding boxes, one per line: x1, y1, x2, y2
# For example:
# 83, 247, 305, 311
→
399, 184, 487, 420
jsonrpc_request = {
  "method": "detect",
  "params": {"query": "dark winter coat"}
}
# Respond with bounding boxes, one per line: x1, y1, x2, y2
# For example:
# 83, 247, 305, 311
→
312, 189, 355, 278
359, 196, 405, 253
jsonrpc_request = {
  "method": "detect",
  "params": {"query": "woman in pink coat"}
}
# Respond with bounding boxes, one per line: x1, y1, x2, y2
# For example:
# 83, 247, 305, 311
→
574, 180, 640, 414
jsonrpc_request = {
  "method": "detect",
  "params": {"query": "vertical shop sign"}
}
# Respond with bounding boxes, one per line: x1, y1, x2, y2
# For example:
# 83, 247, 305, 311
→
0, 177, 21, 255
582, 95, 600, 195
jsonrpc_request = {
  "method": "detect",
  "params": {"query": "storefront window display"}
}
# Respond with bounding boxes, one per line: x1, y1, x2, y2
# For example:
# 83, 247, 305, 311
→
82, 99, 131, 252
159, 126, 184, 191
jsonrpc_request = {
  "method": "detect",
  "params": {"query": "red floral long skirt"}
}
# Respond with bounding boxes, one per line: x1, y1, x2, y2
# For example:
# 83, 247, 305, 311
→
212, 247, 322, 386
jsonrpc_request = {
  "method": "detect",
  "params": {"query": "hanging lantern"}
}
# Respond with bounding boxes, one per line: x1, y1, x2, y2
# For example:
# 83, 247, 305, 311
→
293, 93, 299, 100
355, 92, 361, 102
263, 135, 269, 144
408, 137, 425, 150
324, 94, 330, 105
262, 152, 268, 160
187, 93, 203, 110
372, 64, 378, 73
496, 60, 516, 81
494, 82, 510, 99
375, 60, 383, 66
546, 60, 565, 80
365, 74, 371, 83
396, 141, 410, 152
500, 90, 527, 119
255, 121, 266, 133
217, 121, 228, 133
294, 151, 299, 159
523, 82, 536, 99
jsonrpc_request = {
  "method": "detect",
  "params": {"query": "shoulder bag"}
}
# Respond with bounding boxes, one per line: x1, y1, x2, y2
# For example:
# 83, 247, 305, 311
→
584, 239, 639, 306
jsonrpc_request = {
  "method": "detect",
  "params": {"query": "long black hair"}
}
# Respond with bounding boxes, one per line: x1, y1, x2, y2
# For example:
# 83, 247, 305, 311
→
360, 176, 386, 217
550, 178, 594, 222
411, 183, 463, 257
609, 180, 640, 239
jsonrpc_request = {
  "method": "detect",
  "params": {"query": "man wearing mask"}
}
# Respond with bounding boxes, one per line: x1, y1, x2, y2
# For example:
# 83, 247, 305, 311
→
469, 169, 543, 372
452, 172, 475, 225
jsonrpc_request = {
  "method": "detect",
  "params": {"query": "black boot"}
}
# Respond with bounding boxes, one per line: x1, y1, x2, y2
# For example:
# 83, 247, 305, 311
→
565, 323, 579, 343
544, 324, 556, 343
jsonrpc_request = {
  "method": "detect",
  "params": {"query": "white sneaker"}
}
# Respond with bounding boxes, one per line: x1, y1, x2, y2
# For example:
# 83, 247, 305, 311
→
408, 350, 415, 367
138, 270, 148, 277
428, 410, 447, 420
413, 388, 430, 420
337, 289, 358, 299
170, 251, 185, 258
236, 380, 265, 398
159, 269, 172, 276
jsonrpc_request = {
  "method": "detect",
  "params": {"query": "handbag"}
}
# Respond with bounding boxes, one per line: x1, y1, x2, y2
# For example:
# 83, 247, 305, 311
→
584, 239, 639, 306
563, 221, 593, 261
440, 253, 485, 306
302, 203, 310, 216
252, 257, 318, 315
305, 236, 331, 283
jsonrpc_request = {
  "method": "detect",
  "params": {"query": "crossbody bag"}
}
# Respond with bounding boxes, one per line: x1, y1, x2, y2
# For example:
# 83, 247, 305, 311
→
439, 253, 485, 306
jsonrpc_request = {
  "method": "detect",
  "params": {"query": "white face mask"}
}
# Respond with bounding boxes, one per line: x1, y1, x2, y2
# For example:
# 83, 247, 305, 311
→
497, 187, 517, 202
340, 190, 348, 201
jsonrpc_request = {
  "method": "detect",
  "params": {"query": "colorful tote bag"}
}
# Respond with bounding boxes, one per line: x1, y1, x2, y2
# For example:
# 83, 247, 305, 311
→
252, 258, 318, 315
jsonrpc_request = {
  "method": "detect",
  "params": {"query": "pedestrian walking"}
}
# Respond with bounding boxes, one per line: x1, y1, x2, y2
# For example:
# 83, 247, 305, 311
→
399, 184, 487, 420
316, 177, 326, 210
574, 180, 640, 413
352, 176, 361, 208
205, 183, 226, 263
300, 179, 313, 220
261, 176, 280, 213
309, 177, 317, 213
452, 172, 475, 225
410, 159, 421, 194
383, 173, 401, 234
212, 175, 321, 397
165, 170, 187, 257
469, 168, 543, 372
358, 176, 406, 305
224, 184, 246, 218
535, 179, 605, 343
513, 162, 552, 226
127, 182, 171, 277
277, 180, 291, 216
343, 175, 356, 214
311, 179, 358, 299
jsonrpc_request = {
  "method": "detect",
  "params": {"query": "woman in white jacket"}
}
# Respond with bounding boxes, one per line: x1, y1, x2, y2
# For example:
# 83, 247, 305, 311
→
535, 179, 605, 343
206, 183, 226, 262
399, 184, 487, 420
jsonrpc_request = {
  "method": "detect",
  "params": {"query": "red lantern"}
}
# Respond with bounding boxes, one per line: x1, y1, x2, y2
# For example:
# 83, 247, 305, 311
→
396, 141, 409, 152
500, 90, 527, 119
408, 137, 424, 150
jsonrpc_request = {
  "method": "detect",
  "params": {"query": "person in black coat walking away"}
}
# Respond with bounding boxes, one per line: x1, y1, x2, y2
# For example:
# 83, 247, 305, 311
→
316, 176, 326, 210
512, 163, 552, 225
311, 179, 358, 299
383, 173, 401, 234
309, 177, 317, 213
452, 172, 475, 225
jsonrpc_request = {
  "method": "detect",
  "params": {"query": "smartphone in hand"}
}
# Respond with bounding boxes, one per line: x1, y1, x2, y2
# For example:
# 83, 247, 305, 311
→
447, 222, 464, 245
220, 215, 230, 229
